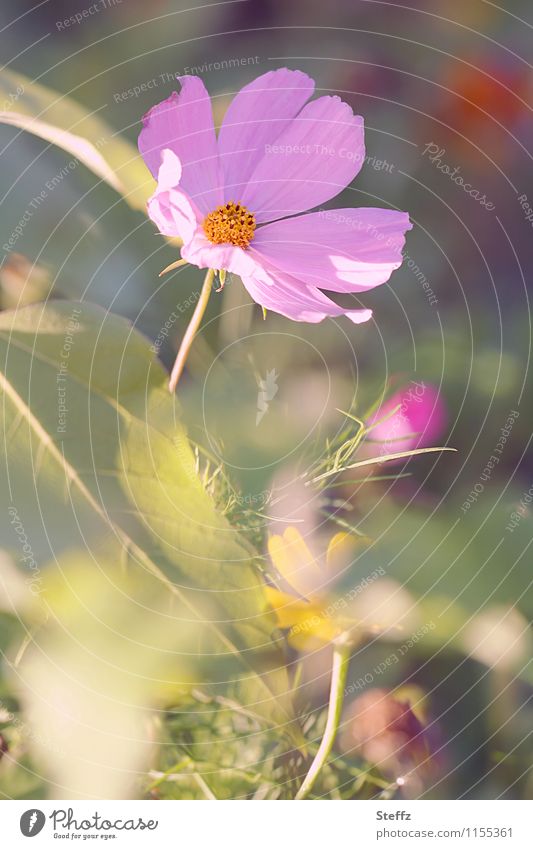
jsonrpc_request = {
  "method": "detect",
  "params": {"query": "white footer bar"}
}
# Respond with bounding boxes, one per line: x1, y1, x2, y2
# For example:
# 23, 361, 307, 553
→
1, 799, 530, 848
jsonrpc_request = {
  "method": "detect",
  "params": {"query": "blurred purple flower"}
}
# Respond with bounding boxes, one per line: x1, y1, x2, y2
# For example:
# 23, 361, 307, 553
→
340, 688, 436, 792
367, 381, 447, 457
139, 69, 412, 324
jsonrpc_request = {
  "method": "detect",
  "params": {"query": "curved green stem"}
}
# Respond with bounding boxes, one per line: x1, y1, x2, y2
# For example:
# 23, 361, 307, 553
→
295, 637, 351, 800
168, 268, 214, 392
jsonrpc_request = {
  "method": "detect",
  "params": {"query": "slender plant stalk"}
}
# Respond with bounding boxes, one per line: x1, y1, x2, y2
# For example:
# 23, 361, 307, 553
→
306, 446, 457, 486
295, 637, 351, 800
168, 268, 214, 392
193, 772, 217, 799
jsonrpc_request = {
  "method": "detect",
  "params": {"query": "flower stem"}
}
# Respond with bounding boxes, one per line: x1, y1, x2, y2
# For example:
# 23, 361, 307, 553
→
168, 268, 214, 393
295, 637, 351, 800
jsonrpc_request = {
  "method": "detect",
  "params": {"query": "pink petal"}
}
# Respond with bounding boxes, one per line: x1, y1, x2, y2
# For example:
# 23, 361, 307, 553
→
252, 207, 412, 293
146, 149, 200, 242
217, 68, 314, 201
138, 76, 223, 214
181, 230, 371, 323
240, 261, 373, 324
240, 96, 365, 223
180, 229, 260, 278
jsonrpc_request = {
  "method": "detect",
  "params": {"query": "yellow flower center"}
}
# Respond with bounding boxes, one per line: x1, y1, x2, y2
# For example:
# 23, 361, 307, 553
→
203, 201, 256, 249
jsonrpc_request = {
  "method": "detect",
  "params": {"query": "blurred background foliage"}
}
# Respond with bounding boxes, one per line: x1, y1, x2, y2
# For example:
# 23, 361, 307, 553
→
0, 0, 531, 800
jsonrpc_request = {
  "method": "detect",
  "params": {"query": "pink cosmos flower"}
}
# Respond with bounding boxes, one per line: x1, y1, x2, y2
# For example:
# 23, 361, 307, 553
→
367, 382, 447, 458
139, 69, 412, 325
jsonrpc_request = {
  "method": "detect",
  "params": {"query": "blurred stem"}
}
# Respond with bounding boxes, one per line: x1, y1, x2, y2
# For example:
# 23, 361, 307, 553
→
193, 772, 217, 799
295, 637, 351, 800
169, 268, 214, 393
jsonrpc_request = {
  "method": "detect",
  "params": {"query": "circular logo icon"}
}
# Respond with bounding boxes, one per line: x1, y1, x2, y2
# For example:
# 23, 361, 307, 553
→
20, 809, 46, 837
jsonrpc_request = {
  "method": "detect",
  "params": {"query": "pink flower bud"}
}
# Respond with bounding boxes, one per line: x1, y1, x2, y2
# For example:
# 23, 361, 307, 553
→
367, 382, 447, 458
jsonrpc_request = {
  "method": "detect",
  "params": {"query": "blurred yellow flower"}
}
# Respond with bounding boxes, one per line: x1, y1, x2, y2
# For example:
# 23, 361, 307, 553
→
265, 526, 359, 650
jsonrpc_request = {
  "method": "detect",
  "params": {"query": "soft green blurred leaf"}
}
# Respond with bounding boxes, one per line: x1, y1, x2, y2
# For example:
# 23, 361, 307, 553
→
0, 110, 124, 197
16, 552, 193, 799
0, 301, 298, 740
0, 68, 152, 212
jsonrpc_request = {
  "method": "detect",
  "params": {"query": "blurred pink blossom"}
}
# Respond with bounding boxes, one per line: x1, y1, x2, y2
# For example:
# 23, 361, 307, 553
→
367, 381, 447, 457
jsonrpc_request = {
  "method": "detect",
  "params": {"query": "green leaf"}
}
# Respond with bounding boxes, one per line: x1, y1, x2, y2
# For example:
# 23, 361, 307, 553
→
15, 552, 195, 799
0, 68, 152, 212
0, 301, 298, 740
